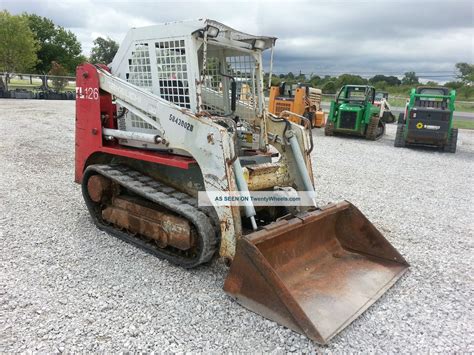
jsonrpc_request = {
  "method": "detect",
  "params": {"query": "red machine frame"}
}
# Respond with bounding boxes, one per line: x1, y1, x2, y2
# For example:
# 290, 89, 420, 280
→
75, 63, 196, 184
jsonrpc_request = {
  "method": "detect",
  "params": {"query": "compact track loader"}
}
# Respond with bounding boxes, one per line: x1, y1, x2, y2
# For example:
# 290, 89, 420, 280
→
374, 91, 396, 123
395, 86, 457, 152
325, 85, 392, 139
75, 19, 408, 344
268, 83, 326, 128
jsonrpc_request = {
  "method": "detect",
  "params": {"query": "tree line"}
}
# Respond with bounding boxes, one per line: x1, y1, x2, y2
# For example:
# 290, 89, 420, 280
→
266, 64, 474, 99
0, 10, 118, 82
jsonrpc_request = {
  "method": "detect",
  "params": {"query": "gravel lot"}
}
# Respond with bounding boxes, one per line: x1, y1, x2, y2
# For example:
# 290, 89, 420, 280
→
1, 99, 473, 352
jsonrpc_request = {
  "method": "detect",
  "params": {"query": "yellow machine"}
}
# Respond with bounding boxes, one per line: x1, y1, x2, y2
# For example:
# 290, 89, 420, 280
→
269, 83, 326, 128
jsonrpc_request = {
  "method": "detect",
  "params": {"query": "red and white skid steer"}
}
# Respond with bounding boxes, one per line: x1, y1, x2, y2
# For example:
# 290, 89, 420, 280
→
75, 19, 408, 344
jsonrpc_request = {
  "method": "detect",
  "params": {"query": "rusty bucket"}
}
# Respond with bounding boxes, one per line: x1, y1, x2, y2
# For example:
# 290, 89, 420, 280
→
224, 201, 409, 344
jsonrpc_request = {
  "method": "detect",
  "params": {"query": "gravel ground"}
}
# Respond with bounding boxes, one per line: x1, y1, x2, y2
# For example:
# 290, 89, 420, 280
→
1, 99, 473, 353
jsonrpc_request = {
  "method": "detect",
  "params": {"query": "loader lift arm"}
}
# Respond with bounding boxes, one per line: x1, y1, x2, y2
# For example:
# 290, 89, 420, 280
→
77, 63, 316, 258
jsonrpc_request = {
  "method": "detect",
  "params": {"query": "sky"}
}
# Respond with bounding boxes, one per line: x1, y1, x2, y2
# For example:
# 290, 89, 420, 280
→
3, 0, 474, 81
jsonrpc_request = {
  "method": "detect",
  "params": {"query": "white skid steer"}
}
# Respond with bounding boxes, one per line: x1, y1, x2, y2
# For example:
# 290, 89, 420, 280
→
75, 19, 408, 343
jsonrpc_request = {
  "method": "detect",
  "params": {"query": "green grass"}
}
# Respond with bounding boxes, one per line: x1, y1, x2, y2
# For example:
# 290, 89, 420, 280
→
7, 78, 76, 93
453, 119, 474, 130
455, 102, 474, 112
8, 81, 37, 89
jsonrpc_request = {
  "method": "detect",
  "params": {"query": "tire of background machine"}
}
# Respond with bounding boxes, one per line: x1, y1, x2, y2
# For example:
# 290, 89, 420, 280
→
306, 112, 315, 129
390, 112, 396, 123
324, 121, 334, 136
394, 124, 405, 147
375, 120, 385, 140
398, 112, 405, 124
444, 128, 458, 153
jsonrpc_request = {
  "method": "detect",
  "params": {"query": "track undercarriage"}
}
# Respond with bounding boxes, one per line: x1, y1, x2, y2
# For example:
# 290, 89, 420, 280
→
82, 164, 220, 268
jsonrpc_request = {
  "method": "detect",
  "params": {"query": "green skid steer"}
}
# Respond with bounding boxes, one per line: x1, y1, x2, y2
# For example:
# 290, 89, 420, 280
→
325, 85, 387, 140
395, 86, 457, 152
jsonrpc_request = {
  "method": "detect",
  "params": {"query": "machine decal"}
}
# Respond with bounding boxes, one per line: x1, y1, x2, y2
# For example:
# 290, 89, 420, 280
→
169, 113, 194, 132
76, 87, 99, 100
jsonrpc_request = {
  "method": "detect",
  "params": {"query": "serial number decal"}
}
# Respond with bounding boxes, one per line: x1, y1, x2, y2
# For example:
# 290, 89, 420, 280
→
169, 114, 194, 132
76, 87, 99, 100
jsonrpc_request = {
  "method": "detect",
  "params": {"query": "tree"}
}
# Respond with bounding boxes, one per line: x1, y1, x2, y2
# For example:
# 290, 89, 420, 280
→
374, 81, 388, 90
455, 62, 474, 84
90, 37, 119, 64
0, 11, 38, 73
295, 71, 305, 82
322, 81, 337, 94
336, 74, 367, 87
48, 61, 68, 91
402, 71, 419, 85
369, 74, 401, 86
23, 13, 85, 73
270, 76, 281, 86
309, 75, 321, 87
319, 75, 334, 86
444, 81, 463, 90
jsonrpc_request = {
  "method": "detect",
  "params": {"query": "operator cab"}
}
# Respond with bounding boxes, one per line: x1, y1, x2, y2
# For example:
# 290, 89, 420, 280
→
375, 91, 389, 101
110, 19, 276, 155
415, 87, 450, 109
336, 85, 375, 105
277, 82, 311, 99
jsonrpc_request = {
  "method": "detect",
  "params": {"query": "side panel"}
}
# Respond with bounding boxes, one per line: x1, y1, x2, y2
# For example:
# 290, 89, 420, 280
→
292, 88, 306, 115
268, 86, 280, 114
75, 64, 195, 183
405, 108, 450, 144
75, 66, 103, 183
334, 106, 364, 134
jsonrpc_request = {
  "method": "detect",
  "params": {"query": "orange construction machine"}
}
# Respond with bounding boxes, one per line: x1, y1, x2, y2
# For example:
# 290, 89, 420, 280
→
269, 83, 326, 128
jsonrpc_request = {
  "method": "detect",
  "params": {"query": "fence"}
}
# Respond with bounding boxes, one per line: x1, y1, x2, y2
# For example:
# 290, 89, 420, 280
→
0, 73, 76, 100
2, 73, 472, 107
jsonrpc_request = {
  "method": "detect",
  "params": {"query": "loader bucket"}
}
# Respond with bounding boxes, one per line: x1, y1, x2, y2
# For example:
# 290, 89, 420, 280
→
224, 201, 409, 344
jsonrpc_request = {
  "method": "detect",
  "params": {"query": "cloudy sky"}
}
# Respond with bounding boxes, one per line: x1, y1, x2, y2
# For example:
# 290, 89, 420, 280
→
3, 0, 474, 81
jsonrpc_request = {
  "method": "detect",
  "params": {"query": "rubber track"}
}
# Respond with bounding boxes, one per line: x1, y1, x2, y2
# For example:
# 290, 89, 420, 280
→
365, 116, 383, 141
444, 128, 457, 153
394, 124, 406, 147
82, 164, 219, 268
324, 121, 334, 136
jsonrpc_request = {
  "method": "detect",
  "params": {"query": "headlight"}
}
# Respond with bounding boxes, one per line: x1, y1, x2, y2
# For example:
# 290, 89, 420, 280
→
206, 25, 220, 38
252, 39, 266, 50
